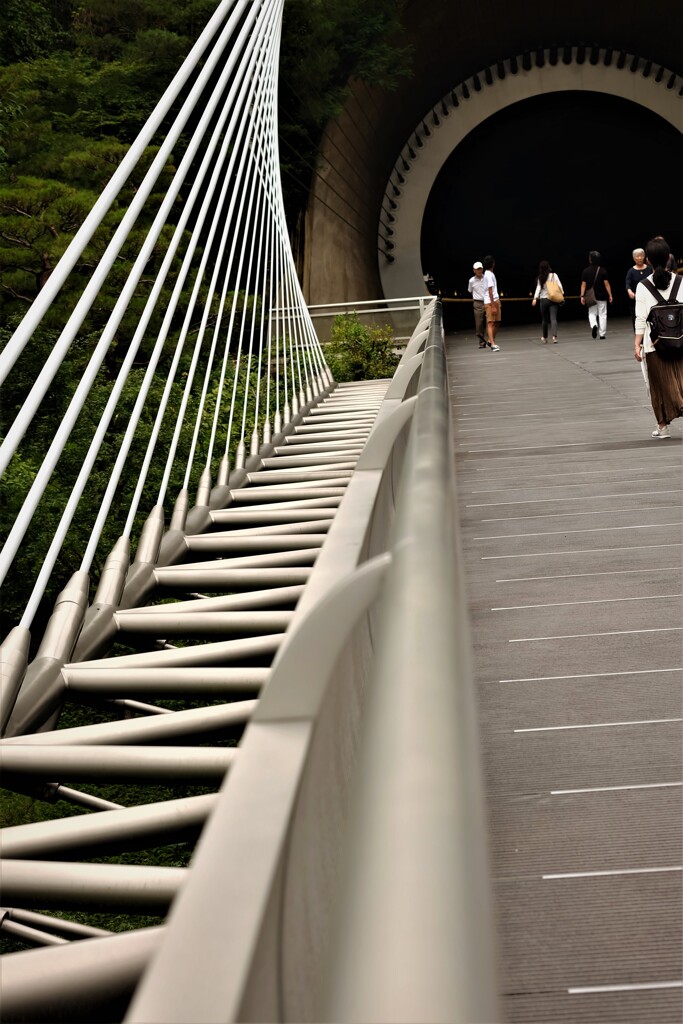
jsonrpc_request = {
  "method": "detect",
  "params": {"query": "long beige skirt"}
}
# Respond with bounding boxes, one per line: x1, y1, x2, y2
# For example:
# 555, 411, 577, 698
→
645, 352, 683, 425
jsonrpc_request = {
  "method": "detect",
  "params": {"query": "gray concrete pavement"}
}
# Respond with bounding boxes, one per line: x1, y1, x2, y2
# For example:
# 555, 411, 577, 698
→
447, 317, 683, 1023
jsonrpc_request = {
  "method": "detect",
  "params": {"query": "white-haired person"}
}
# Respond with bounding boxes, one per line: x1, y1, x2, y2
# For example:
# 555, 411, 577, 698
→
634, 236, 683, 439
625, 247, 651, 328
468, 261, 488, 349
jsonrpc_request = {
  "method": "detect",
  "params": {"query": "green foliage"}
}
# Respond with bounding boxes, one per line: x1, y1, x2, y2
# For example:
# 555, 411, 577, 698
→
0, 0, 72, 64
324, 311, 398, 382
0, 0, 410, 634
278, 0, 412, 232
0, 0, 409, 950
0, 294, 293, 640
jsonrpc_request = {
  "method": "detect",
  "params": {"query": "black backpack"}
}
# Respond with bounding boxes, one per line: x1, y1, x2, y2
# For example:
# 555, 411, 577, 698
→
642, 275, 683, 360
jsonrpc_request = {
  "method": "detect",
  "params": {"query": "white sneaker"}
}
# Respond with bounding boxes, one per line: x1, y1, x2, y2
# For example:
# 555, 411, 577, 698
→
652, 426, 670, 438
491, 344, 500, 352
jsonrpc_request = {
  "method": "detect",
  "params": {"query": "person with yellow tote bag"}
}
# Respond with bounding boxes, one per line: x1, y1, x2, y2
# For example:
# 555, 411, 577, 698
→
531, 260, 564, 343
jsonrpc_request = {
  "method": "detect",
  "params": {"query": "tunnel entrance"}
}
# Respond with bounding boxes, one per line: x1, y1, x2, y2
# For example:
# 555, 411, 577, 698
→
420, 91, 683, 333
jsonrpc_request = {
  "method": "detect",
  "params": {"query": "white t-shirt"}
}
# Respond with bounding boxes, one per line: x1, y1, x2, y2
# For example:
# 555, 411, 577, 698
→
468, 274, 488, 301
484, 269, 499, 304
635, 274, 681, 353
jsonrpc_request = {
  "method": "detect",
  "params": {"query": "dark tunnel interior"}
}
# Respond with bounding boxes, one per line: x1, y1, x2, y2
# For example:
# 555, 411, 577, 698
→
421, 91, 683, 333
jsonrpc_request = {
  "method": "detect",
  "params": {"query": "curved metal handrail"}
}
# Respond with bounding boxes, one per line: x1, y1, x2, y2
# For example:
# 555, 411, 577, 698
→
127, 300, 500, 1023
324, 302, 500, 1023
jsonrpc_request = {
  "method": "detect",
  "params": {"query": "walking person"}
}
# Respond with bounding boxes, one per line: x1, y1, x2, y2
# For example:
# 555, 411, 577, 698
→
483, 254, 501, 351
468, 261, 489, 348
580, 251, 613, 339
634, 236, 683, 439
625, 248, 651, 328
531, 260, 563, 343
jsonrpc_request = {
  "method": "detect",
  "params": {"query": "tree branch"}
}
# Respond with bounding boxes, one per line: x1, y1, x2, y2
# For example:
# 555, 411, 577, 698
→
1, 283, 34, 303
0, 231, 34, 248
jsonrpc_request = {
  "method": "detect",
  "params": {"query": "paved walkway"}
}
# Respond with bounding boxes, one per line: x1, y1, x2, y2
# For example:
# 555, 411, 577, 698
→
447, 318, 683, 1023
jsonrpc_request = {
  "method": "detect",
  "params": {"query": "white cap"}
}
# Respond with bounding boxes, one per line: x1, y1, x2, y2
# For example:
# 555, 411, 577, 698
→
473, 261, 483, 269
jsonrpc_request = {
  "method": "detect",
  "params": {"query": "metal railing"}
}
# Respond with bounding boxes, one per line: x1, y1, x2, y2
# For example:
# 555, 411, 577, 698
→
127, 300, 500, 1023
0, 0, 499, 1011
307, 295, 432, 341
0, 0, 329, 709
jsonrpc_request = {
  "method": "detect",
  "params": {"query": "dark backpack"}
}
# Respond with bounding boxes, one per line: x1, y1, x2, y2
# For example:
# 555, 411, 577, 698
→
642, 275, 683, 360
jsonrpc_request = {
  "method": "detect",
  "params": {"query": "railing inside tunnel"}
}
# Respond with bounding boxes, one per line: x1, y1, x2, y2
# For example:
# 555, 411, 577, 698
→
0, 0, 330, 709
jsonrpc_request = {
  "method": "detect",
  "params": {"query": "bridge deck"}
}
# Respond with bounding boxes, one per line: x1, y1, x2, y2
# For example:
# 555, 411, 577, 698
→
448, 318, 683, 1023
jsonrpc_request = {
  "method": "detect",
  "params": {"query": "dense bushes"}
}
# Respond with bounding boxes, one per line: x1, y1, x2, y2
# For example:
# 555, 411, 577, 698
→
324, 311, 398, 382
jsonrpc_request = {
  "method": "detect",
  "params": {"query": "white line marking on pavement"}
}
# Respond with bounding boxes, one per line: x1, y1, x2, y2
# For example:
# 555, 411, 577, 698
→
465, 440, 679, 453
551, 782, 682, 795
481, 505, 681, 522
496, 567, 682, 582
544, 866, 682, 879
510, 627, 682, 642
471, 469, 682, 488
493, 593, 682, 610
482, 542, 682, 559
472, 462, 682, 479
475, 523, 681, 540
500, 667, 683, 682
514, 718, 682, 732
468, 490, 682, 507
569, 981, 682, 995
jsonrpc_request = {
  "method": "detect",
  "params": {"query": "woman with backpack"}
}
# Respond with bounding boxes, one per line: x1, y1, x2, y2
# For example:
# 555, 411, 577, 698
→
634, 236, 683, 439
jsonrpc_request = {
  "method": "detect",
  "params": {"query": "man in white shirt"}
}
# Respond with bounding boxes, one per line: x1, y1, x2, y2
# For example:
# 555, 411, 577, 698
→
467, 261, 488, 348
483, 254, 501, 351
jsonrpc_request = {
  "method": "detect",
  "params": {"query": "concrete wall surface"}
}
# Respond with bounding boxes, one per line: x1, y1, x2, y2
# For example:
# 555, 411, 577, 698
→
302, 0, 683, 306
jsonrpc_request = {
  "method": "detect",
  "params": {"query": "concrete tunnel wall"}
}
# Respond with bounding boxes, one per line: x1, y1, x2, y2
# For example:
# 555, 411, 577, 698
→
299, 0, 683, 306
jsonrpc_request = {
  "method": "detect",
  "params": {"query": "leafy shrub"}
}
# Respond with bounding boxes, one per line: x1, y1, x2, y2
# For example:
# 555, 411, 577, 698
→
324, 312, 399, 382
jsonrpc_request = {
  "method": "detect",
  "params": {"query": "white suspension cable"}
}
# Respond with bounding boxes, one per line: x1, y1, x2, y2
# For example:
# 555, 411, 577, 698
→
80, 0, 276, 566
0, 1, 252, 478
264, 198, 276, 438
151, 0, 279, 501
250, 33, 288, 444
236, 184, 270, 462
0, 0, 242, 388
236, 48, 282, 459
220, 51, 281, 463
251, 202, 274, 451
0, 1, 265, 593
276, 233, 289, 424
193, 21, 279, 480
220, 171, 265, 462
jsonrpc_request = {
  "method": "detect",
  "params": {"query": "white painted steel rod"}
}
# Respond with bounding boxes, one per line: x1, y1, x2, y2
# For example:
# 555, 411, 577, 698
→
0, 0, 251, 474
1, 861, 185, 912
0, 0, 269, 600
1, 795, 217, 860
0, 0, 242, 388
1, 927, 162, 1021
81, 0, 276, 559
